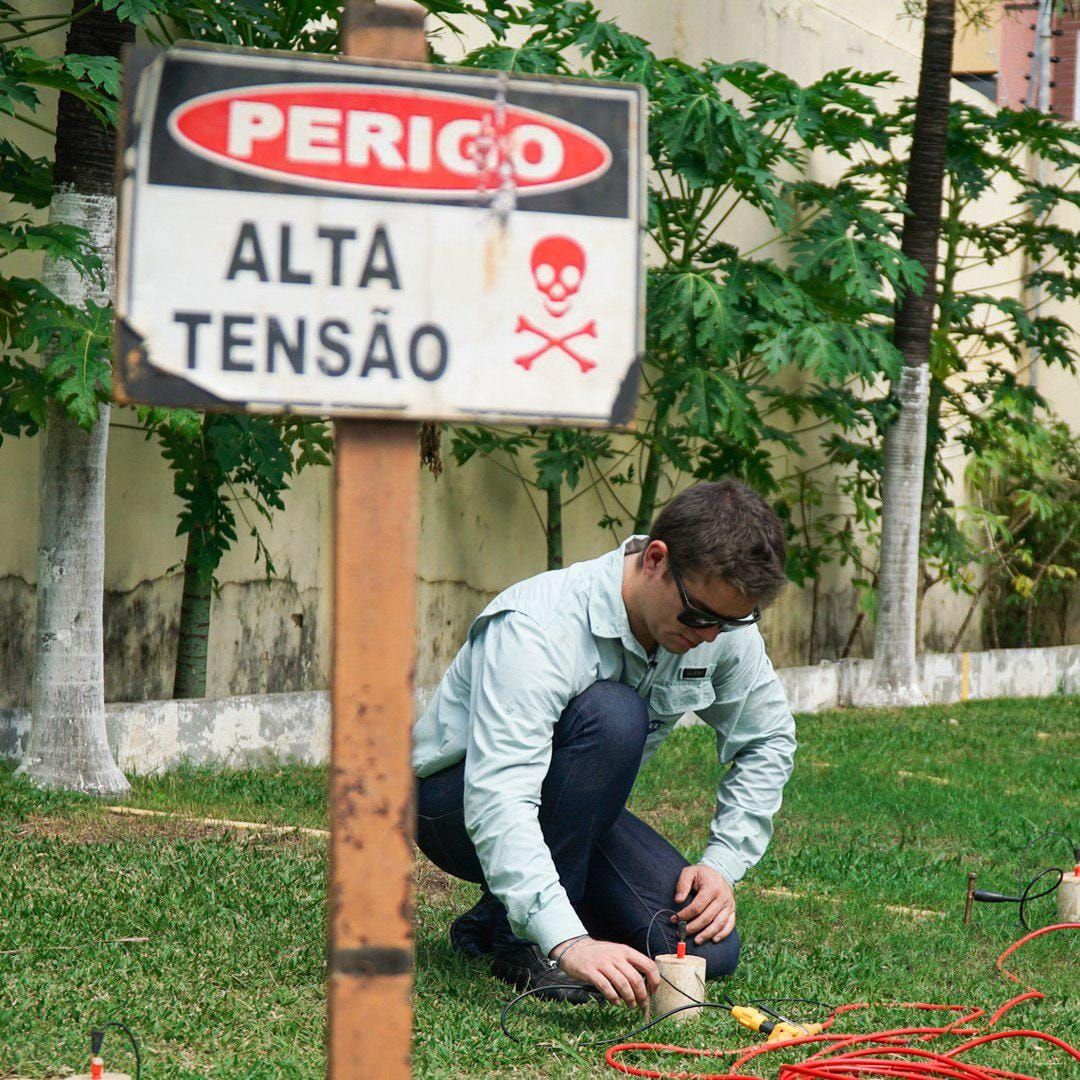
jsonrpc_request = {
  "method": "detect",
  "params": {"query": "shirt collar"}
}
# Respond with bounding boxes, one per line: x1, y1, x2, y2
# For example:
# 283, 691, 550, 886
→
589, 535, 650, 658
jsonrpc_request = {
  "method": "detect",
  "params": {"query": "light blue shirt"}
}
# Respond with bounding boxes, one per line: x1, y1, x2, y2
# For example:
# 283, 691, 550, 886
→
413, 536, 797, 955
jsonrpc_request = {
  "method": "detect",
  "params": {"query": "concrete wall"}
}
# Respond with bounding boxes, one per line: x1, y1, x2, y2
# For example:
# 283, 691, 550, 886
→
3, 645, 1076, 774
1, 0, 1077, 709
954, 4, 1000, 78
0, 423, 332, 706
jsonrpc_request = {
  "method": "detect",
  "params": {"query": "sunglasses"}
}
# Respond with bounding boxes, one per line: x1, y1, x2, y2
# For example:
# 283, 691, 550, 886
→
667, 553, 761, 632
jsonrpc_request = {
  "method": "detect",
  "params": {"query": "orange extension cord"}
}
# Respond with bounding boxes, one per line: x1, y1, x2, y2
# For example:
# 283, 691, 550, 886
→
604, 923, 1080, 1080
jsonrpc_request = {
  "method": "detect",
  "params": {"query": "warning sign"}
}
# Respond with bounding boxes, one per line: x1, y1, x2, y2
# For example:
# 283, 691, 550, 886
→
115, 44, 646, 426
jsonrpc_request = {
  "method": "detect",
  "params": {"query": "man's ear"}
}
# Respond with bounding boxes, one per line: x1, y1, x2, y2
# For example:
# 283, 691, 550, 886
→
643, 540, 668, 575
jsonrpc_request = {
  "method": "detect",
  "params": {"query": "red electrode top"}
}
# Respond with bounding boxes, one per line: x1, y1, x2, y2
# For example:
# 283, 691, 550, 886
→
676, 941, 686, 959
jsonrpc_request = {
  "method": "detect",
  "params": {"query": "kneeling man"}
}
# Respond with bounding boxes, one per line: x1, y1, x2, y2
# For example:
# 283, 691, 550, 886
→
413, 480, 796, 1007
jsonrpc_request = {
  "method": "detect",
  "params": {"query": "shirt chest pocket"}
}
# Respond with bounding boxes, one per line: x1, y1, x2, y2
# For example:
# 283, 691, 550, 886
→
649, 679, 716, 723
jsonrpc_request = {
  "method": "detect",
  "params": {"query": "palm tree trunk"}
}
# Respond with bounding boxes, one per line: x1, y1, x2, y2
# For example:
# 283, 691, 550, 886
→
914, 376, 945, 637
173, 528, 213, 698
18, 2, 132, 794
857, 0, 955, 707
545, 433, 563, 570
634, 410, 668, 534
171, 415, 214, 698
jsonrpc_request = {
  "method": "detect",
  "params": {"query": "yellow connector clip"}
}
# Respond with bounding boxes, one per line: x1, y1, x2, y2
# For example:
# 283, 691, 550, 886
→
731, 1006, 824, 1042
765, 1020, 825, 1043
730, 1005, 771, 1033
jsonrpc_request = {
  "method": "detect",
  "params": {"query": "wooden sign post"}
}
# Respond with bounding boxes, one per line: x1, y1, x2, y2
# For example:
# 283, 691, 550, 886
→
327, 14, 426, 1080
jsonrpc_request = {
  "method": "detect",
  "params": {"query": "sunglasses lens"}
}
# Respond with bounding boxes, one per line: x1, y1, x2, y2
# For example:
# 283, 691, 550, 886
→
679, 609, 760, 631
678, 611, 721, 629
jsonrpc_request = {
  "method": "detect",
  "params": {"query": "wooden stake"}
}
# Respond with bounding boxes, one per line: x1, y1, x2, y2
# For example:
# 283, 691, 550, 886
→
328, 7, 426, 1075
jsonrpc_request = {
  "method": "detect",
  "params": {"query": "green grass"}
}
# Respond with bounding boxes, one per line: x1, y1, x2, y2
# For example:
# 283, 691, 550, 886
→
1, 696, 1077, 1078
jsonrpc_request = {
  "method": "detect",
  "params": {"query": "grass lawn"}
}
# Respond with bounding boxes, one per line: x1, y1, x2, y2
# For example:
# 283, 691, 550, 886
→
1, 696, 1077, 1078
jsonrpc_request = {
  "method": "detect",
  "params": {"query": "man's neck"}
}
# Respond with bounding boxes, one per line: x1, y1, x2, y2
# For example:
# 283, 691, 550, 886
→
621, 550, 656, 655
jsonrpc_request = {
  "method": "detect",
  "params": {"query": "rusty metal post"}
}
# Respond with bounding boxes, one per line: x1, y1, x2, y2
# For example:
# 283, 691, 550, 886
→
328, 6, 426, 1076
963, 871, 977, 925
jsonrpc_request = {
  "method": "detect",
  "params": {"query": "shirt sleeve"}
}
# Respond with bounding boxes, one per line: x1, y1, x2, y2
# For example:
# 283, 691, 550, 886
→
694, 632, 796, 886
462, 612, 588, 956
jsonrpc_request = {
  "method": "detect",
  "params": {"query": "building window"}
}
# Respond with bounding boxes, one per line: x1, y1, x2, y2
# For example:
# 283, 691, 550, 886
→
955, 72, 999, 101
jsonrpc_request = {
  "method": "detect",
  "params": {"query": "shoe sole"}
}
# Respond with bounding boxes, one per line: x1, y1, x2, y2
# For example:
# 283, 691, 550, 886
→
450, 929, 494, 959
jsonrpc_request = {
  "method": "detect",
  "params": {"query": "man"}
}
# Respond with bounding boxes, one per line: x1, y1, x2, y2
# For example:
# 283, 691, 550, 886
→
413, 479, 795, 1009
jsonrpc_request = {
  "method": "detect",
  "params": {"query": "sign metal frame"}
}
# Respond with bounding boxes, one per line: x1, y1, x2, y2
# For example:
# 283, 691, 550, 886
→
114, 40, 646, 427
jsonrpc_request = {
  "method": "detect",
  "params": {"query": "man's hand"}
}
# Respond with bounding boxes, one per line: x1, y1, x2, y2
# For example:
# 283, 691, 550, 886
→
672, 864, 736, 944
550, 936, 659, 1009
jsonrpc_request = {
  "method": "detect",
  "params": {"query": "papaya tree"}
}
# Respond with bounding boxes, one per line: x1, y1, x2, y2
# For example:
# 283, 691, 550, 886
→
139, 408, 331, 698
440, 0, 920, 571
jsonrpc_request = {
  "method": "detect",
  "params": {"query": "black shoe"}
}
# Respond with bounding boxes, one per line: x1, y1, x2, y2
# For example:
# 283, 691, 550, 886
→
490, 942, 604, 1005
449, 895, 502, 959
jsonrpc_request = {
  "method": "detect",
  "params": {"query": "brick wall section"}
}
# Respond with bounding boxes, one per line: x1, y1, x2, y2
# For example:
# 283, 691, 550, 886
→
999, 3, 1038, 110
999, 5, 1080, 118
1053, 18, 1080, 119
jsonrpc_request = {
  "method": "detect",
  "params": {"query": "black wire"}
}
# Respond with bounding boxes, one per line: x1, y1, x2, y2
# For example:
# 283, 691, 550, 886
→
496, 907, 836, 1046
747, 998, 835, 1026
499, 907, 759, 1046
968, 828, 1076, 931
1015, 829, 1077, 900
99, 1021, 141, 1080
498, 984, 740, 1047
1017, 867, 1064, 931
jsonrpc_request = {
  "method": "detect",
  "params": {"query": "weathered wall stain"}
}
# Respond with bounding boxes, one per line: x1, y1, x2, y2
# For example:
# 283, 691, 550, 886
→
9, 565, 1062, 711
414, 575, 494, 690
0, 576, 35, 707
1, 573, 326, 708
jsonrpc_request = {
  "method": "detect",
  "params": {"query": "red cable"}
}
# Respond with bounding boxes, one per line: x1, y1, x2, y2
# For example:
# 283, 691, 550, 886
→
994, 921, 1079, 986
604, 924, 1078, 1080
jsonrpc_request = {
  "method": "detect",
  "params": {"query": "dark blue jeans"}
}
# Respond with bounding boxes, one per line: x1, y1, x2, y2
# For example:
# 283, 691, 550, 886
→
416, 680, 740, 980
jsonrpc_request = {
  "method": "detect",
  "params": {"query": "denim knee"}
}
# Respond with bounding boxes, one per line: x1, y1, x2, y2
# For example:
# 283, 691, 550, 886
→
697, 928, 741, 980
557, 681, 649, 758
561, 678, 643, 738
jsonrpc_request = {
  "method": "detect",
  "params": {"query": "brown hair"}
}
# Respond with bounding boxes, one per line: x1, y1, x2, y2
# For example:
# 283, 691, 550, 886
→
645, 480, 788, 606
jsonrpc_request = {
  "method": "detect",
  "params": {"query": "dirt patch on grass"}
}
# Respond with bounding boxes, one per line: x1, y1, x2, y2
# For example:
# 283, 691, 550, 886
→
415, 853, 457, 902
11, 812, 321, 848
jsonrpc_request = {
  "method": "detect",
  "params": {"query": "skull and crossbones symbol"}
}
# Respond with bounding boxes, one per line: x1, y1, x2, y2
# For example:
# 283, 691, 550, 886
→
514, 236, 598, 373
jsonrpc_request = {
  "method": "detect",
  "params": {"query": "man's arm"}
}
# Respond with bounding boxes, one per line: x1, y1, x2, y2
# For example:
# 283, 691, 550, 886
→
463, 612, 661, 1008
462, 612, 588, 955
697, 632, 796, 886
668, 633, 794, 943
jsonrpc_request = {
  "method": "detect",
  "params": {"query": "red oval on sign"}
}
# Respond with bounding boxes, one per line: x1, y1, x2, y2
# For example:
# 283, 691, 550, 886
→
168, 82, 613, 197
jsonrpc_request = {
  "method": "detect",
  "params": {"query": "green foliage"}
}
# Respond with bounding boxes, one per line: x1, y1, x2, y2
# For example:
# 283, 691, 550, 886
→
438, 1, 916, 571
0, 136, 52, 207
140, 409, 332, 588
965, 414, 1079, 648
0, 279, 111, 432
837, 98, 1080, 619
0, 46, 119, 126
153, 0, 342, 52
0, 30, 117, 437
